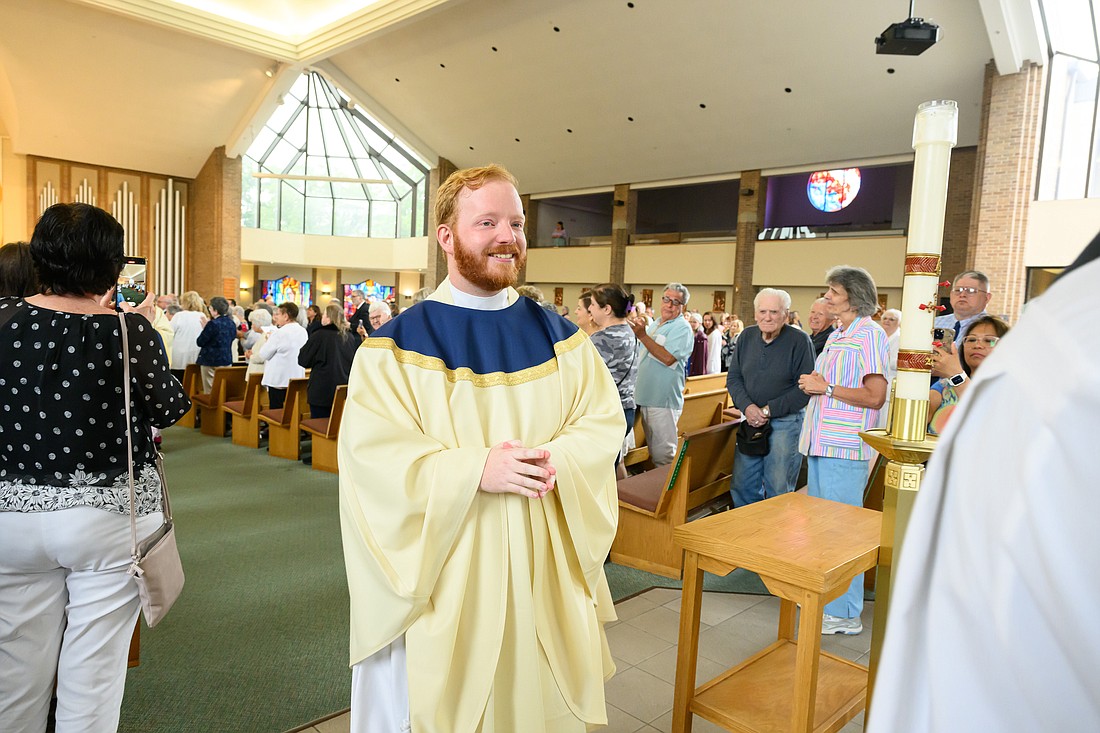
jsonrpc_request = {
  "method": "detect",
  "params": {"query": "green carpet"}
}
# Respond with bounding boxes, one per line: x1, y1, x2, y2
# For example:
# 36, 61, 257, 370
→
118, 426, 864, 731
119, 426, 350, 733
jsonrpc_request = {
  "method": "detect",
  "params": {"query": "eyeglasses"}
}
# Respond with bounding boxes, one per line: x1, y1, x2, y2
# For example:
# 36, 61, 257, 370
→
952, 287, 988, 295
661, 296, 684, 306
963, 335, 1000, 348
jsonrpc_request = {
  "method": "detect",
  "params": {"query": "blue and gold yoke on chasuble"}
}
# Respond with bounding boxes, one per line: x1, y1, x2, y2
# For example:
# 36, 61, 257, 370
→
338, 285, 625, 733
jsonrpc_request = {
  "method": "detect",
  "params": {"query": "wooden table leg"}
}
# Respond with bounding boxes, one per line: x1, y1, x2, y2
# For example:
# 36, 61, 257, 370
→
791, 590, 823, 733
777, 598, 797, 642
672, 551, 704, 733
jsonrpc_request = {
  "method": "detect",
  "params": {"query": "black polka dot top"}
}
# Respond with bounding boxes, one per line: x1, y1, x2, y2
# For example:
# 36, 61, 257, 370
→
0, 297, 190, 515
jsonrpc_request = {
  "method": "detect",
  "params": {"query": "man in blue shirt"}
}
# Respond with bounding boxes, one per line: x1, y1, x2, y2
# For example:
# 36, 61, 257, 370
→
631, 283, 694, 465
933, 270, 992, 383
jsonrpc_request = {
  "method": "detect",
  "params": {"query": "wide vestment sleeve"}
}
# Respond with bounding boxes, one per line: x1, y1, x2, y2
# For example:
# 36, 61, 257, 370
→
338, 302, 624, 733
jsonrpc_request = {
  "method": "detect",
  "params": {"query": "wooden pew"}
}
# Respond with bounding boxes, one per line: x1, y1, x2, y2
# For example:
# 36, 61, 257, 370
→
176, 364, 202, 429
683, 373, 727, 396
257, 378, 310, 460
193, 366, 247, 437
300, 385, 348, 473
611, 421, 739, 578
624, 388, 730, 469
224, 372, 266, 448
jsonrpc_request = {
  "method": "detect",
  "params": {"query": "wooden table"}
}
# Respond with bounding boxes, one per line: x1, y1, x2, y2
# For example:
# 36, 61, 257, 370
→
671, 492, 881, 733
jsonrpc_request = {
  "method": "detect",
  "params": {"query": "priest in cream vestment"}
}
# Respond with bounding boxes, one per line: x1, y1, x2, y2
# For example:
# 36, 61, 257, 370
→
339, 165, 623, 732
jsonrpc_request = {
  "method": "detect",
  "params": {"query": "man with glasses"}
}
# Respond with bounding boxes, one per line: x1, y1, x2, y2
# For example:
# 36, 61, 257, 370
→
631, 283, 694, 465
933, 270, 992, 381
934, 270, 992, 348
366, 300, 392, 332
347, 289, 372, 340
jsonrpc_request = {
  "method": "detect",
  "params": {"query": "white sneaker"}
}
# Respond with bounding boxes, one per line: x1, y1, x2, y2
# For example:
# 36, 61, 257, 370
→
822, 613, 862, 635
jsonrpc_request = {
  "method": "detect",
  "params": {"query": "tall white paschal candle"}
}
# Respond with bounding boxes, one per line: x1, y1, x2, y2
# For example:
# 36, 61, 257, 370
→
896, 100, 958, 404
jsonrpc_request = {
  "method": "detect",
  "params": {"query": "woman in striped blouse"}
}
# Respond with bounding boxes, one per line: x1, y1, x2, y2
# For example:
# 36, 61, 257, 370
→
797, 265, 890, 636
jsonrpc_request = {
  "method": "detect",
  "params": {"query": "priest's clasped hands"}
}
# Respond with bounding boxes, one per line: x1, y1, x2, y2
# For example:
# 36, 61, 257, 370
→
480, 440, 557, 499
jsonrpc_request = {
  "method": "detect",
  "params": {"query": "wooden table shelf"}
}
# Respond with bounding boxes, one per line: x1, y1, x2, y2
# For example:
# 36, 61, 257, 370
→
671, 492, 881, 733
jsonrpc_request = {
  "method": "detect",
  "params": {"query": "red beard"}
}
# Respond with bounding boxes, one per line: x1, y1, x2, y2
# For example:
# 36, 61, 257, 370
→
452, 233, 526, 293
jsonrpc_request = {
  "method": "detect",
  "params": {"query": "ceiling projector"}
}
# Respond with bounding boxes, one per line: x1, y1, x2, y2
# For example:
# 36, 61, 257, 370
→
875, 17, 941, 55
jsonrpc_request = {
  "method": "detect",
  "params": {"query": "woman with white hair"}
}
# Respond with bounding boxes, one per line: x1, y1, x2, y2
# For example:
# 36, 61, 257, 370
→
797, 265, 890, 636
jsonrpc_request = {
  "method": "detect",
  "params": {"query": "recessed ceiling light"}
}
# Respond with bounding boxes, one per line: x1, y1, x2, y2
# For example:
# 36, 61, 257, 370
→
887, 68, 896, 74
699, 103, 706, 109
515, 138, 521, 142
566, 128, 573, 133
627, 2, 635, 6
469, 146, 474, 150
553, 26, 560, 32
492, 46, 498, 52
628, 116, 635, 122
784, 87, 792, 93
395, 78, 400, 82
439, 63, 446, 68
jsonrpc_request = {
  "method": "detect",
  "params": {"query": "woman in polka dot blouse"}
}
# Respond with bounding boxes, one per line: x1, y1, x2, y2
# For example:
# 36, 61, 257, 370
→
0, 203, 190, 733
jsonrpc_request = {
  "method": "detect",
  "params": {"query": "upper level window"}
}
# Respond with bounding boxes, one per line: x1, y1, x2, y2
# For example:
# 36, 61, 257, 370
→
1037, 0, 1100, 199
241, 71, 430, 237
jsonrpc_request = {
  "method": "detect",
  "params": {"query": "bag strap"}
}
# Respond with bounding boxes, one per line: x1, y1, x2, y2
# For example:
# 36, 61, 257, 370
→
120, 313, 173, 563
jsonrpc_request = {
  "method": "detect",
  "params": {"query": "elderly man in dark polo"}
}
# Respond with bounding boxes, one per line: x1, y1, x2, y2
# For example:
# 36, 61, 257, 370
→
726, 287, 815, 507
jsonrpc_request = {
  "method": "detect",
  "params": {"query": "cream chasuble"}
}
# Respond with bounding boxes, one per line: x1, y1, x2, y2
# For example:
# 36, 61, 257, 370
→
339, 282, 623, 732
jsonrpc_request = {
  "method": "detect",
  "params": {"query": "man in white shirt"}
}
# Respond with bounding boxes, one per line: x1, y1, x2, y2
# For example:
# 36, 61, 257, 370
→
258, 301, 307, 409
868, 246, 1100, 733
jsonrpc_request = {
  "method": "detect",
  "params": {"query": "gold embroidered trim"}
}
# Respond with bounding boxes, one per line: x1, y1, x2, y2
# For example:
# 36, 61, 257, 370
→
362, 329, 586, 387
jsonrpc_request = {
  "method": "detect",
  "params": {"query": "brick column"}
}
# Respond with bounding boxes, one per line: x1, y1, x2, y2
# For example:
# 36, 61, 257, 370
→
938, 147, 979, 284
967, 61, 1044, 322
732, 170, 765, 320
610, 183, 635, 284
425, 157, 457, 289
189, 146, 241, 298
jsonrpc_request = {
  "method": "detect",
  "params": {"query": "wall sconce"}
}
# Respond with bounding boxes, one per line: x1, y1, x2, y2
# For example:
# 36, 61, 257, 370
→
240, 285, 251, 291
740, 188, 755, 197
614, 199, 625, 207
321, 289, 332, 295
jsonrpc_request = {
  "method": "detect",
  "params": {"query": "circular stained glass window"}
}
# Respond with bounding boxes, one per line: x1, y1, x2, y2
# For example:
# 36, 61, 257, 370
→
807, 168, 861, 212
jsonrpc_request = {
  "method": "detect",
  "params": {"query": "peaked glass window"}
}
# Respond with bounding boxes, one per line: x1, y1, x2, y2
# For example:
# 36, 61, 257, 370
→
241, 71, 430, 237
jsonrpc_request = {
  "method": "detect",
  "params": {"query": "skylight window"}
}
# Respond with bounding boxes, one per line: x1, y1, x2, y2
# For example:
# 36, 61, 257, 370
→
241, 71, 429, 238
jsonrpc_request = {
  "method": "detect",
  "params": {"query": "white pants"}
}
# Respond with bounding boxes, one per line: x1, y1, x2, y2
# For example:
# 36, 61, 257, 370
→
640, 406, 682, 466
0, 507, 161, 733
200, 365, 216, 393
350, 636, 410, 733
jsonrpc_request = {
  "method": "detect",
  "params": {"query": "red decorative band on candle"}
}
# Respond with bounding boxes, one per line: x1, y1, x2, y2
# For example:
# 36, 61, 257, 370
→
904, 254, 941, 275
897, 350, 933, 372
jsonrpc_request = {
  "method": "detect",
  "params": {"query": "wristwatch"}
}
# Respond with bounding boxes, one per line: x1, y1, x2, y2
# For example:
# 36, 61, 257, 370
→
825, 384, 835, 399
947, 373, 968, 387
761, 405, 771, 418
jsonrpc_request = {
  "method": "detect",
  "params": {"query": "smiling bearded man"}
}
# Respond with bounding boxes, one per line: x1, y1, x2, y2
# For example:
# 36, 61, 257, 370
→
338, 164, 623, 733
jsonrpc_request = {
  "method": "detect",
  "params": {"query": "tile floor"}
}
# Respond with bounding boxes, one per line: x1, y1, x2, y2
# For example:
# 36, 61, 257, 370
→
290, 588, 873, 733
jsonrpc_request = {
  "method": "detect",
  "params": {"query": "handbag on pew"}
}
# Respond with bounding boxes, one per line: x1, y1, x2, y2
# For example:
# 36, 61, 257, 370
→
119, 312, 185, 628
736, 418, 772, 457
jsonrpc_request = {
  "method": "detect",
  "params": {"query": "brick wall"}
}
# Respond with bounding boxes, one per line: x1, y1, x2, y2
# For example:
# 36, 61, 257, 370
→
968, 61, 1045, 322
189, 146, 241, 299
939, 146, 978, 287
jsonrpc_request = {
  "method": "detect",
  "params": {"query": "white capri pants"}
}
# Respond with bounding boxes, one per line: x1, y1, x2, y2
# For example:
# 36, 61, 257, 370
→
0, 506, 161, 733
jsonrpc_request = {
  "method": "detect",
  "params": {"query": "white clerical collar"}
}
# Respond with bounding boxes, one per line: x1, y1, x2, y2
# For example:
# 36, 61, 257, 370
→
446, 278, 510, 311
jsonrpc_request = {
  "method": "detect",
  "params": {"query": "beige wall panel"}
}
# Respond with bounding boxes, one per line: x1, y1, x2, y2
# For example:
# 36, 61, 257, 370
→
525, 245, 612, 284
752, 236, 907, 290
624, 242, 736, 285
241, 227, 428, 271
69, 166, 99, 204
314, 267, 339, 308
34, 160, 61, 217
1, 142, 28, 241
1025, 199, 1100, 268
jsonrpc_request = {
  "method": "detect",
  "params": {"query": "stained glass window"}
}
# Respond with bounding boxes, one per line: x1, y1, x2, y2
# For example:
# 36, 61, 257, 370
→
807, 168, 862, 212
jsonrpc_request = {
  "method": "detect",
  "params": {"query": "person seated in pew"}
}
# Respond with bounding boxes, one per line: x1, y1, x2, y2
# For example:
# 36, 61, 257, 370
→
299, 303, 360, 420
258, 301, 308, 410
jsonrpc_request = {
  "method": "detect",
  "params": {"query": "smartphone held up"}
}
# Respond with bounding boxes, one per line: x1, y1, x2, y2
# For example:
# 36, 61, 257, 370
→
116, 256, 147, 308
